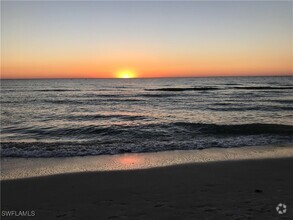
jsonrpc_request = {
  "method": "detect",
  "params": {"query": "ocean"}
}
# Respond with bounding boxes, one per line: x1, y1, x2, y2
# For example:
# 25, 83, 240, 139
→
1, 76, 292, 157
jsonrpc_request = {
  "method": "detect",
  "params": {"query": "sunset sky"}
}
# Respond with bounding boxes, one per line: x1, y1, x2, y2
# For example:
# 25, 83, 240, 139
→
1, 1, 292, 79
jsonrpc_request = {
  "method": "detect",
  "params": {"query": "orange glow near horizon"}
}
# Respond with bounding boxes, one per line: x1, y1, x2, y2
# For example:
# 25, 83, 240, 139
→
2, 1, 292, 79
2, 45, 292, 79
2, 53, 292, 79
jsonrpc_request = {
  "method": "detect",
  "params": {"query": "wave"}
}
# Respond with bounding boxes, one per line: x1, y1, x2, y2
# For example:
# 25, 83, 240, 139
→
233, 86, 293, 90
1, 136, 292, 158
0, 89, 81, 93
145, 86, 293, 92
65, 114, 151, 121
145, 87, 220, 91
2, 122, 292, 158
140, 93, 180, 98
172, 122, 293, 135
35, 89, 81, 92
2, 122, 292, 140
208, 106, 293, 112
43, 98, 143, 105
1, 125, 122, 137
267, 99, 293, 104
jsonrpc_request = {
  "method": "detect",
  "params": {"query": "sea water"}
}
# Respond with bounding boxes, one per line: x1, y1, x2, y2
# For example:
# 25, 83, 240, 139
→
1, 76, 292, 157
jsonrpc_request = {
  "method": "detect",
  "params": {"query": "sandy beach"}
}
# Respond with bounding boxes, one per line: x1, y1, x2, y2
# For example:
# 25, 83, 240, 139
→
2, 157, 293, 220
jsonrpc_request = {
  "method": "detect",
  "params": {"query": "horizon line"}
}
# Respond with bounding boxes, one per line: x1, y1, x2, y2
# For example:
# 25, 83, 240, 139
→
1, 74, 292, 80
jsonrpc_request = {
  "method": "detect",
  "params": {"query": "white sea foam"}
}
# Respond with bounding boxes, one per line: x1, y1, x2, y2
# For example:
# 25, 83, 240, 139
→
1, 145, 292, 180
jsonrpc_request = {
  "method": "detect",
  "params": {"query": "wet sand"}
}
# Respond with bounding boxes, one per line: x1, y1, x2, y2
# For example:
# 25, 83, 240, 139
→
2, 158, 293, 219
2, 145, 293, 180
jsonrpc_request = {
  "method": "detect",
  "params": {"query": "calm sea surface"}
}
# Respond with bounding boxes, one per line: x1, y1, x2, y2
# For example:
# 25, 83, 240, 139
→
1, 77, 292, 157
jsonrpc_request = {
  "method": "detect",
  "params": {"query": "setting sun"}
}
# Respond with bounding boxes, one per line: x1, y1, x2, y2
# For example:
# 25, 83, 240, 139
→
116, 70, 137, 79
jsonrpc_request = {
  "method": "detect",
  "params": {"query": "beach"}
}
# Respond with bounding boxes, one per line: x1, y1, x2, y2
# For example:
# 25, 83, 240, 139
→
2, 145, 293, 220
2, 157, 293, 220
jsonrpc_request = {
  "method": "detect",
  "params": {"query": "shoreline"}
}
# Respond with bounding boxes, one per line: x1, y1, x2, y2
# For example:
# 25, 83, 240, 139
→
2, 157, 293, 219
1, 144, 293, 180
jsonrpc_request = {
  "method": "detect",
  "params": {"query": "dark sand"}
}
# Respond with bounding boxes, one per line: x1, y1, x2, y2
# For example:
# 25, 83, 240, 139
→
2, 158, 293, 219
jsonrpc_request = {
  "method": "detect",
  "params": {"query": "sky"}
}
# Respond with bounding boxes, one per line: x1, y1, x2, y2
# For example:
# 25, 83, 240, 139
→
1, 1, 292, 79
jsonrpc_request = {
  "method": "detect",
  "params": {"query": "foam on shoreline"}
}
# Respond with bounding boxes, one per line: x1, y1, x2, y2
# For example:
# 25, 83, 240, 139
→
1, 145, 292, 180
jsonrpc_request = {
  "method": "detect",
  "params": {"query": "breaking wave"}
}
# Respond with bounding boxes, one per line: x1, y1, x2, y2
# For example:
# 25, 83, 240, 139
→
1, 123, 292, 157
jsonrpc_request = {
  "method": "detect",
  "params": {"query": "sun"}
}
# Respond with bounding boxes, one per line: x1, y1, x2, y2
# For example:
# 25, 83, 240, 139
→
116, 69, 137, 79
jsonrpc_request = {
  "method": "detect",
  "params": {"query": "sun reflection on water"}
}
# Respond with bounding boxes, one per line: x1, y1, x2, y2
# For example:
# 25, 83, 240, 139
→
117, 154, 142, 168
